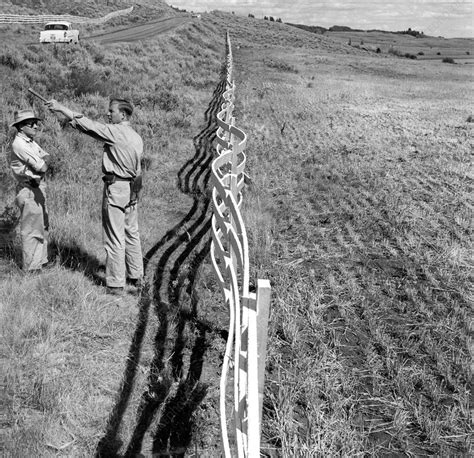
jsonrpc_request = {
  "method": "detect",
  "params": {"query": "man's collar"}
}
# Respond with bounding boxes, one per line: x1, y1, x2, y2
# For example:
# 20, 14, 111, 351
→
17, 131, 34, 143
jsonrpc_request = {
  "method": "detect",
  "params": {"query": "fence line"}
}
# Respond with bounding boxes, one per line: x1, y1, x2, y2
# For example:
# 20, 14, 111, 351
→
211, 32, 271, 457
0, 7, 133, 24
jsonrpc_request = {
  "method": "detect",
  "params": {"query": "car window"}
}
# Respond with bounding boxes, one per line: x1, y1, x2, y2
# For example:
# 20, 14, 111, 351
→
45, 24, 68, 31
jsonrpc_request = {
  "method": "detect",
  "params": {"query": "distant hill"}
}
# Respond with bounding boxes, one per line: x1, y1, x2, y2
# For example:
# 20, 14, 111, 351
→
285, 23, 328, 35
287, 23, 428, 38
328, 25, 365, 32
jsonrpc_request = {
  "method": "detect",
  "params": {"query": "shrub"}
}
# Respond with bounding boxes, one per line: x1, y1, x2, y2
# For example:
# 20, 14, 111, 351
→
0, 51, 23, 70
68, 67, 116, 97
152, 89, 180, 112
442, 57, 456, 64
418, 51, 424, 55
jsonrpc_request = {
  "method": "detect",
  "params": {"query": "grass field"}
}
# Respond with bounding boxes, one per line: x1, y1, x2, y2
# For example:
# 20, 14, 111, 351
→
326, 30, 473, 63
1, 2, 473, 456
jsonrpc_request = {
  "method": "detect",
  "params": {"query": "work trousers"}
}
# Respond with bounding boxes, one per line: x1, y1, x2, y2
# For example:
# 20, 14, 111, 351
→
102, 180, 143, 288
15, 184, 49, 271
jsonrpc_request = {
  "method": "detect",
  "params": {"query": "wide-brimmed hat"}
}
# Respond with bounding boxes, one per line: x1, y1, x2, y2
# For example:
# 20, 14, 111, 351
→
10, 109, 42, 128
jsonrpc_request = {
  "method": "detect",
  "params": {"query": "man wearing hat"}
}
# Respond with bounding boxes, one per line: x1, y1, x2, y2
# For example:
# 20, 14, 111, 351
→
9, 109, 50, 272
47, 98, 144, 296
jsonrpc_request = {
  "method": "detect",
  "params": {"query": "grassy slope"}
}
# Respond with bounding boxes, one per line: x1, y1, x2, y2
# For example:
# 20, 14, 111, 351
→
1, 4, 472, 457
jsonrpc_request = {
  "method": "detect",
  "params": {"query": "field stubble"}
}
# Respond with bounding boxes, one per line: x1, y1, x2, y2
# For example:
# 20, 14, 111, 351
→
234, 44, 472, 455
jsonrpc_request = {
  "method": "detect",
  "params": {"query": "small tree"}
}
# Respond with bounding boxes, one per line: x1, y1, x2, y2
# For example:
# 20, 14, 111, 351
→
269, 16, 274, 21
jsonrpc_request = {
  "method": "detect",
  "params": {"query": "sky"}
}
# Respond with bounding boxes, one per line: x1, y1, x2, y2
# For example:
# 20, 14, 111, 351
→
168, 0, 473, 38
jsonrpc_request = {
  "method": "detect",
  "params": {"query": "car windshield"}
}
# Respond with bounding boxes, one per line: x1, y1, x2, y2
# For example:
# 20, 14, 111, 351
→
45, 24, 68, 31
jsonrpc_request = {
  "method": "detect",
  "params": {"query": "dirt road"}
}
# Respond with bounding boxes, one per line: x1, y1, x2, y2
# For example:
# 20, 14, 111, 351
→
84, 16, 191, 44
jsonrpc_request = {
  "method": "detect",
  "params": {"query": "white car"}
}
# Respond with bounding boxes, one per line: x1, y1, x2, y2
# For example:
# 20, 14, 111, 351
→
40, 22, 79, 44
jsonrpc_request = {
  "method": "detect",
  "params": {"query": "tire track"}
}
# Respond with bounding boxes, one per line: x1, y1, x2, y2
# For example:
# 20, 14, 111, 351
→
96, 66, 228, 457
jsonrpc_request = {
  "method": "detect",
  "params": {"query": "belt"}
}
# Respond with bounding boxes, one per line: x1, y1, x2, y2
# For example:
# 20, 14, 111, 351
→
102, 173, 132, 184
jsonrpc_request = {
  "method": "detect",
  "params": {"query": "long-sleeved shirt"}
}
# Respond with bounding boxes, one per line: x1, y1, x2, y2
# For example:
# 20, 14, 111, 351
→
70, 115, 143, 179
10, 132, 49, 187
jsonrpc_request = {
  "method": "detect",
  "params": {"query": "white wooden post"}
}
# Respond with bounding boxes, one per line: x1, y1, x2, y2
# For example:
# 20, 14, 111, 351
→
247, 279, 271, 456
256, 279, 271, 420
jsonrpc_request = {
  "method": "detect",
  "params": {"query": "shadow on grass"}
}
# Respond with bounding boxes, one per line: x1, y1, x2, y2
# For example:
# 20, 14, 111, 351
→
50, 239, 105, 286
96, 64, 228, 457
95, 285, 153, 456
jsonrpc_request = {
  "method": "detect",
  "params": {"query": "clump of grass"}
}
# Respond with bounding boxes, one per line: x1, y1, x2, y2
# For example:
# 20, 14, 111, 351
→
0, 205, 19, 231
388, 46, 402, 57
264, 57, 298, 73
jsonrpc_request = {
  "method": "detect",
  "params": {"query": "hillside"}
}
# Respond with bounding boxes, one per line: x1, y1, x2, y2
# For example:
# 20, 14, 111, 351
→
1, 4, 472, 456
1, 0, 172, 16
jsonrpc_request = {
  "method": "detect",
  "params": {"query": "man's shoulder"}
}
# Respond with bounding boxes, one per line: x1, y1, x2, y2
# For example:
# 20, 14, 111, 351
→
12, 134, 27, 151
121, 122, 143, 139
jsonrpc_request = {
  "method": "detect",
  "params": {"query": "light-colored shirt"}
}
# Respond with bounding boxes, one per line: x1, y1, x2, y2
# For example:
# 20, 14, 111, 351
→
71, 116, 143, 179
10, 132, 49, 186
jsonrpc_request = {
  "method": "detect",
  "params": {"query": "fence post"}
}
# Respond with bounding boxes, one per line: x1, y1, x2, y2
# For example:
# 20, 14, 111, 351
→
256, 279, 271, 420
246, 279, 270, 456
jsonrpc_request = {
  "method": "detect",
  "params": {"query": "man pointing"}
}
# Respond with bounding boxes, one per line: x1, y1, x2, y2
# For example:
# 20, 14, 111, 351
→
47, 98, 144, 295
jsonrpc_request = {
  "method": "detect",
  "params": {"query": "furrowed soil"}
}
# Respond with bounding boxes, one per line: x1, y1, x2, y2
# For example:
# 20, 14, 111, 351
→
1, 4, 472, 457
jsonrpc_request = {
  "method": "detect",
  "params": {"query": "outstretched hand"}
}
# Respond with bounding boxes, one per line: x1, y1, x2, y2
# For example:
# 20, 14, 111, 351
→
45, 100, 75, 121
46, 99, 61, 112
